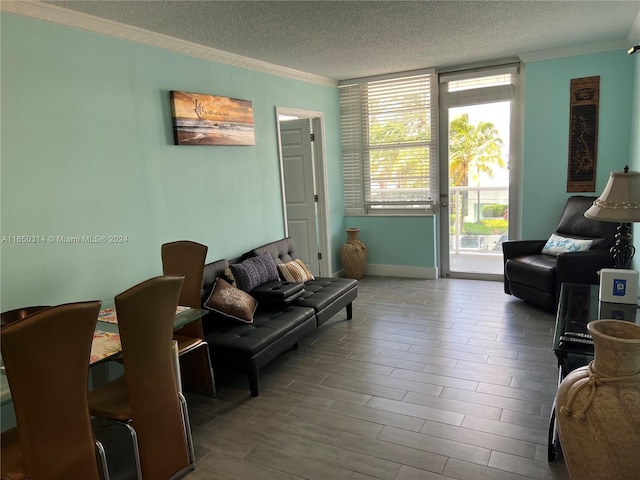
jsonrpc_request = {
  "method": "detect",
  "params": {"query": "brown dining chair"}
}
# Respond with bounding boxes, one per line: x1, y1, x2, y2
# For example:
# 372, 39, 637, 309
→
88, 275, 194, 480
161, 240, 216, 396
0, 301, 110, 480
0, 305, 50, 328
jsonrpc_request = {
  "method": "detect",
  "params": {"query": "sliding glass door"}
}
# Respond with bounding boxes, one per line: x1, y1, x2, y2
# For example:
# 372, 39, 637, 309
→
439, 66, 519, 280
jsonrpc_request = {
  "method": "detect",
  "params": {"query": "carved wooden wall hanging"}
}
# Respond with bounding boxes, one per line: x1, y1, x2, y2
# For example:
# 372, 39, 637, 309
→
567, 76, 600, 192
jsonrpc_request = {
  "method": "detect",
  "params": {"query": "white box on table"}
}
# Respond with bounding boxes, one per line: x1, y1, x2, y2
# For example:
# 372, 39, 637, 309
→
599, 268, 638, 305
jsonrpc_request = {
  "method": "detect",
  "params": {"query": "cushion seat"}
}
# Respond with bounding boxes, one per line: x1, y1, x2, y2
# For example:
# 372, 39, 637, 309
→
505, 253, 556, 288
204, 306, 314, 357
299, 278, 357, 307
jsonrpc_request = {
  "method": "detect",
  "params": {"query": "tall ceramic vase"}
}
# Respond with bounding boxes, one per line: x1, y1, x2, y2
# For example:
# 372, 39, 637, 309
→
556, 319, 640, 480
340, 228, 367, 279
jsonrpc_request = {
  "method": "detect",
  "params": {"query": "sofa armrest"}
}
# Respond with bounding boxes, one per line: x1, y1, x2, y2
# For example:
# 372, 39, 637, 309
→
502, 240, 547, 261
502, 240, 547, 294
251, 280, 305, 306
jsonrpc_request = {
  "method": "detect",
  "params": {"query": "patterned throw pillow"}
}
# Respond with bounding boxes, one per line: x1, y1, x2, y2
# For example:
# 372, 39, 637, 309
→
229, 253, 280, 292
278, 259, 315, 283
204, 277, 257, 323
542, 233, 593, 256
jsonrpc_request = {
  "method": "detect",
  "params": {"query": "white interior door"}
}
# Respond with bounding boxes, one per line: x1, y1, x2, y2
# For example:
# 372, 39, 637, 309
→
280, 119, 320, 274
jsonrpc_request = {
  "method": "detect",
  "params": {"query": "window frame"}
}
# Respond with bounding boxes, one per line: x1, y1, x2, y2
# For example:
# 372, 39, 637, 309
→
339, 69, 439, 216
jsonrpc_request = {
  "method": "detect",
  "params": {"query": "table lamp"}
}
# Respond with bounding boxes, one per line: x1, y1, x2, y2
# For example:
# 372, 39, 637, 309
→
584, 166, 640, 304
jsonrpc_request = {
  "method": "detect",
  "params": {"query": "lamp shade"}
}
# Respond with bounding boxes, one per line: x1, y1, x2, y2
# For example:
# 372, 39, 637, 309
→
584, 170, 640, 223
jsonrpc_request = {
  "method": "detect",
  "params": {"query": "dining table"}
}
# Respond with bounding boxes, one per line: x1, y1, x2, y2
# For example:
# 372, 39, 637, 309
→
0, 304, 208, 407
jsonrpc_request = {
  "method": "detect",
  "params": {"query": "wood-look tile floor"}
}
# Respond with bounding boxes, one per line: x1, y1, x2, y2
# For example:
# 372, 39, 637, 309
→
181, 276, 569, 480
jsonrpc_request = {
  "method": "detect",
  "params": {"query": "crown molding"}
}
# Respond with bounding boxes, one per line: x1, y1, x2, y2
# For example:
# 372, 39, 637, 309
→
1, 0, 338, 88
518, 39, 629, 63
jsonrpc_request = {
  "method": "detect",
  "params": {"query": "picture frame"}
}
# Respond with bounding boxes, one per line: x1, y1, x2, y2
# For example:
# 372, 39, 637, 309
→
170, 91, 255, 146
567, 76, 599, 192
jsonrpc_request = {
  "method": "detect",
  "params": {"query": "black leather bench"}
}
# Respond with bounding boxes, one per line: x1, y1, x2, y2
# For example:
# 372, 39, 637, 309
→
200, 258, 316, 396
251, 237, 358, 327
199, 239, 358, 396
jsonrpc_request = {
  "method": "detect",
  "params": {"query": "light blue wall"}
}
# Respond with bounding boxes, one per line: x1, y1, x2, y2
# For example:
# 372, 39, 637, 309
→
630, 53, 640, 174
0, 13, 342, 310
1, 13, 637, 299
630, 52, 640, 271
521, 51, 634, 239
344, 216, 437, 268
343, 50, 635, 273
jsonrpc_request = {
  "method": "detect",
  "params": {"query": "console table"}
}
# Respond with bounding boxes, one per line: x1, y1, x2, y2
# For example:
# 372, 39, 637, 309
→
548, 283, 638, 461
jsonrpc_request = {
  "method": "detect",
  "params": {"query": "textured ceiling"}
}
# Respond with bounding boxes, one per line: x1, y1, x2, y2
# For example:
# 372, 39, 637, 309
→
45, 1, 640, 80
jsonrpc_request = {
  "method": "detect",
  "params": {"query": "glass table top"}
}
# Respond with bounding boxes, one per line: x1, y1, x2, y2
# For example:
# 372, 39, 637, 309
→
553, 283, 639, 359
0, 305, 207, 406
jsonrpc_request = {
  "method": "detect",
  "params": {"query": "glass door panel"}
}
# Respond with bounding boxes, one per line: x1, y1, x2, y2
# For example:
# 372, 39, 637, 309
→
445, 101, 510, 277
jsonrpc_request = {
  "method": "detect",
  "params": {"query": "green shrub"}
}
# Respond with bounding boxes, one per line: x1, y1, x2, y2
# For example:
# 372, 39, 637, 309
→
480, 219, 508, 234
482, 203, 507, 218
462, 222, 493, 235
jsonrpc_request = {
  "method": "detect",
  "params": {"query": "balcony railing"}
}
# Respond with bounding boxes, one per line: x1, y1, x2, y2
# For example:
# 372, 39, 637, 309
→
449, 185, 508, 253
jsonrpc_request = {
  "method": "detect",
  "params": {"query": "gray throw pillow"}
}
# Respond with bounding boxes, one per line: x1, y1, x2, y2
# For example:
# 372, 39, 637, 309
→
229, 253, 279, 292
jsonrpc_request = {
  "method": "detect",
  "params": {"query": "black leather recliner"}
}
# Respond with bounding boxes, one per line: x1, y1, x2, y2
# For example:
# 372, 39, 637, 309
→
503, 195, 617, 312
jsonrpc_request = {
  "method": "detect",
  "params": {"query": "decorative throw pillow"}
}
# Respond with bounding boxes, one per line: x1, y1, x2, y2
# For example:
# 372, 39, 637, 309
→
542, 233, 593, 256
229, 253, 280, 292
204, 277, 257, 323
278, 259, 315, 283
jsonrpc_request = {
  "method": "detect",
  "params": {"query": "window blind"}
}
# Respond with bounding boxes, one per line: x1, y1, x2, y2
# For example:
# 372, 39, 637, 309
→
440, 64, 519, 108
340, 71, 438, 215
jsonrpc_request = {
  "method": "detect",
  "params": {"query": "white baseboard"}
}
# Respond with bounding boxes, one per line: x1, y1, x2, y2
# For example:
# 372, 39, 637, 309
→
333, 264, 438, 279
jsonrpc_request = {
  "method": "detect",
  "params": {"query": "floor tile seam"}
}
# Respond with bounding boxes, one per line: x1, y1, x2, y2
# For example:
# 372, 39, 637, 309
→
318, 374, 410, 400
487, 450, 561, 479
250, 408, 450, 476
286, 406, 388, 441
246, 409, 388, 447
243, 443, 358, 480
418, 367, 513, 388
404, 347, 489, 364
324, 403, 429, 433
390, 369, 480, 391
460, 415, 549, 444
474, 383, 556, 404
485, 358, 560, 374
508, 378, 558, 391
378, 348, 460, 364
438, 389, 548, 416
376, 425, 493, 467
364, 397, 465, 426
362, 371, 448, 393
421, 342, 521, 359
441, 457, 542, 480
400, 396, 503, 422
417, 419, 541, 455
344, 341, 415, 353
344, 355, 428, 372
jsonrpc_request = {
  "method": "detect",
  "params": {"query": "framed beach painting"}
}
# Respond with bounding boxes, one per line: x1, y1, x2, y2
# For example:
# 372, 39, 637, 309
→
170, 91, 255, 146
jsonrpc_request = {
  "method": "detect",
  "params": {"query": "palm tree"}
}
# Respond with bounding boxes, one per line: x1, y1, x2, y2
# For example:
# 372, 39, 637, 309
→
449, 113, 504, 187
